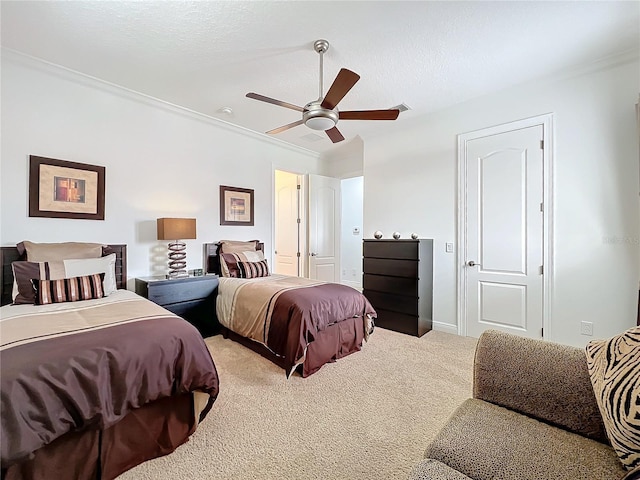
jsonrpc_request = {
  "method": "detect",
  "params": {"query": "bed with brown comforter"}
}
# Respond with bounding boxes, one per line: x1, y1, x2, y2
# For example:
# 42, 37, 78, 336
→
215, 274, 376, 377
0, 289, 219, 480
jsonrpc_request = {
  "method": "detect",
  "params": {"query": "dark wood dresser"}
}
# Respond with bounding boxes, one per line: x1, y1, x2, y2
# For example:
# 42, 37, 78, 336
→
363, 239, 433, 337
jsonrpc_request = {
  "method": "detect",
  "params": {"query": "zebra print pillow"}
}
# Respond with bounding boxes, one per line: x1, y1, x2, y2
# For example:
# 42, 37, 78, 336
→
585, 326, 640, 471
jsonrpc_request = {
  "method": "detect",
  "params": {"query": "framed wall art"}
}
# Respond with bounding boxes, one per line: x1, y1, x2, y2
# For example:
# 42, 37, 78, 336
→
220, 185, 254, 226
29, 156, 105, 220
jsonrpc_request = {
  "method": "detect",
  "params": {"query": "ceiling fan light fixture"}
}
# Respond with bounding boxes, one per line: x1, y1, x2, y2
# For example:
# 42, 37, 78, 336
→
305, 116, 336, 131
303, 101, 338, 131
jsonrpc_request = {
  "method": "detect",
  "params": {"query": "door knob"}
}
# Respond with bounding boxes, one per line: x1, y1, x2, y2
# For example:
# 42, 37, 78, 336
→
310, 252, 317, 257
274, 250, 278, 254
467, 261, 481, 267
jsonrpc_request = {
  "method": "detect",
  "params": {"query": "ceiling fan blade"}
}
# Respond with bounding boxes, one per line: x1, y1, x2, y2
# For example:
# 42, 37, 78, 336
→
320, 69, 360, 110
339, 109, 400, 120
246, 92, 304, 112
266, 119, 304, 135
325, 126, 345, 143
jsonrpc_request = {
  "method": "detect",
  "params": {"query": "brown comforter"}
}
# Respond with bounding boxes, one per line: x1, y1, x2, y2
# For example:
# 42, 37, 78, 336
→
216, 275, 376, 375
0, 290, 219, 468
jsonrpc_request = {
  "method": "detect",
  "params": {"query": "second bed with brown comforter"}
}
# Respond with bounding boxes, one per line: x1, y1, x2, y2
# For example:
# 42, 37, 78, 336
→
216, 274, 376, 377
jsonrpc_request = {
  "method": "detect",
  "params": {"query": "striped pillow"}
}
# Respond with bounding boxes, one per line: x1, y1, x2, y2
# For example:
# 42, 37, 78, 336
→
585, 326, 640, 471
220, 250, 265, 278
12, 254, 117, 304
32, 273, 106, 305
237, 260, 270, 279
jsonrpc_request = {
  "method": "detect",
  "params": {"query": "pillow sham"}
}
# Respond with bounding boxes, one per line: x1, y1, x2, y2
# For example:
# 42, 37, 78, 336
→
218, 240, 259, 254
585, 326, 640, 471
220, 250, 265, 278
11, 254, 117, 304
237, 259, 270, 279
18, 241, 104, 262
64, 254, 117, 295
32, 273, 105, 305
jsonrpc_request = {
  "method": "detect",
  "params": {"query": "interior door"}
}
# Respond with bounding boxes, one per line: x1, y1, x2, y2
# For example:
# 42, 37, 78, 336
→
308, 174, 340, 282
464, 125, 544, 339
274, 170, 301, 276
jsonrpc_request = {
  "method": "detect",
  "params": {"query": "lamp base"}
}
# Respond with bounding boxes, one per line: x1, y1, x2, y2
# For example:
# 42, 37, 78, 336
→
167, 241, 187, 279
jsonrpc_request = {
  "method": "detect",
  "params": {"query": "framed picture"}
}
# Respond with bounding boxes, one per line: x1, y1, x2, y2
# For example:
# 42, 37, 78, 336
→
220, 185, 254, 226
29, 156, 105, 220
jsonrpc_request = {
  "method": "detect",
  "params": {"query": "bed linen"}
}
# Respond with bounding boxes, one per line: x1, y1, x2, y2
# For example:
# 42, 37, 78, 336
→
216, 274, 376, 376
0, 289, 219, 470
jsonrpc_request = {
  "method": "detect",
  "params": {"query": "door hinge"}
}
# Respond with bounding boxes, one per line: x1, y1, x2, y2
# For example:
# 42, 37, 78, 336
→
540, 140, 544, 149
540, 202, 544, 212
297, 218, 301, 224
539, 265, 544, 275
541, 327, 544, 337
296, 184, 301, 190
296, 252, 300, 258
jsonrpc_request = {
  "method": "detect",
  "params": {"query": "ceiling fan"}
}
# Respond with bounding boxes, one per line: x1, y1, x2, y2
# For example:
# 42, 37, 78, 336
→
246, 39, 400, 143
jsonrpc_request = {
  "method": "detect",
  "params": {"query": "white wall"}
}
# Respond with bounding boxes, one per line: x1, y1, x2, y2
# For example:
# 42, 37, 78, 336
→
1, 51, 321, 286
3, 50, 637, 347
363, 53, 640, 347
340, 176, 363, 289
321, 136, 364, 179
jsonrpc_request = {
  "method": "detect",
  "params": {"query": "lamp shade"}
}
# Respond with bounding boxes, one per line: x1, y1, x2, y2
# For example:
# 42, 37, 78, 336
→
157, 218, 196, 240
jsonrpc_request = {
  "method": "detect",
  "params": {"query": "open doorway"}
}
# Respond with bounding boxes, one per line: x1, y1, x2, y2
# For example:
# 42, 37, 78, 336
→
274, 170, 303, 276
275, 170, 355, 283
340, 176, 363, 289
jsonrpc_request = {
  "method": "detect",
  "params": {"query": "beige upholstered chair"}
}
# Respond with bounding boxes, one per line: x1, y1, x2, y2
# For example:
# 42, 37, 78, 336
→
408, 330, 630, 480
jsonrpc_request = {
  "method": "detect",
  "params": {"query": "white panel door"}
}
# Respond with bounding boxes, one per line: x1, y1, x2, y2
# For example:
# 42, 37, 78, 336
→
465, 125, 544, 339
308, 174, 340, 282
274, 170, 300, 276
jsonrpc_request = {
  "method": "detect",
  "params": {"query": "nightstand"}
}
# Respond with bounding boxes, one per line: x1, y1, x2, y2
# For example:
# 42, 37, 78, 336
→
135, 274, 219, 337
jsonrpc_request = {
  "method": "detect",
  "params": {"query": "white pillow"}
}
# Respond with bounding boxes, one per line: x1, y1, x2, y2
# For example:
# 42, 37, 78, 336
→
63, 254, 117, 295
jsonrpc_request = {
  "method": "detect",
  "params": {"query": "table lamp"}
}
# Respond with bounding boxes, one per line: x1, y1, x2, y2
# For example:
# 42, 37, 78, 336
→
157, 217, 196, 278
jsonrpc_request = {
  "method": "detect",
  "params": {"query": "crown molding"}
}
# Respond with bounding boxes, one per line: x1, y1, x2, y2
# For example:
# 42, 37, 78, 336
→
540, 47, 639, 84
1, 47, 320, 159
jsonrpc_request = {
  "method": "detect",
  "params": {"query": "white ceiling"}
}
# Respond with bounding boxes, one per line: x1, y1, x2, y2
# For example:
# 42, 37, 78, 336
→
2, 1, 638, 154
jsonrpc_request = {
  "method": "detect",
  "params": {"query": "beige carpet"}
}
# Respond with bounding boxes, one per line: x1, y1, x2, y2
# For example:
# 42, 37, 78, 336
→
119, 328, 477, 480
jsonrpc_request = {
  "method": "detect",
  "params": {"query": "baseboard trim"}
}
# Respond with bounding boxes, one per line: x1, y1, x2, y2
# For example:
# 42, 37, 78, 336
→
431, 321, 459, 335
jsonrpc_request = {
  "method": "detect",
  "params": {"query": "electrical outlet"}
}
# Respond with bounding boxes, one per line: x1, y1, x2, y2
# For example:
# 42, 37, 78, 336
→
580, 321, 593, 336
445, 242, 454, 253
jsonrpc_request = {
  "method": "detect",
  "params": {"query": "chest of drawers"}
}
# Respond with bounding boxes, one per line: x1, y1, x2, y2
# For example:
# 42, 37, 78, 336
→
363, 239, 433, 337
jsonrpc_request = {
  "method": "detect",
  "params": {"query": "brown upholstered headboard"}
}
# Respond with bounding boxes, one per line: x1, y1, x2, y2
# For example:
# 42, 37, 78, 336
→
203, 241, 264, 276
0, 244, 127, 306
